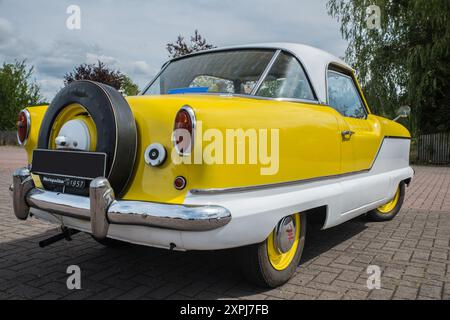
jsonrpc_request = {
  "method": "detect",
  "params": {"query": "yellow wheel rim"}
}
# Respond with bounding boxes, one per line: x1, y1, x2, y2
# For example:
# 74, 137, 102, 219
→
49, 103, 97, 151
378, 186, 400, 214
267, 213, 300, 271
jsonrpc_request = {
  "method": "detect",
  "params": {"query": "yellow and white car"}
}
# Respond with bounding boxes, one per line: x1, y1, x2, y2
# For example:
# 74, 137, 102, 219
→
11, 43, 413, 287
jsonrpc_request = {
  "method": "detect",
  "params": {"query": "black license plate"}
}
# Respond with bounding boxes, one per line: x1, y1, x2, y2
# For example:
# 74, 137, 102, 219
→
31, 149, 107, 180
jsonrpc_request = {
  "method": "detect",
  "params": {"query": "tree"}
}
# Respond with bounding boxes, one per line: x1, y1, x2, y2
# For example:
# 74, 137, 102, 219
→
327, 0, 450, 135
0, 60, 42, 130
121, 74, 140, 96
166, 30, 216, 58
64, 61, 140, 96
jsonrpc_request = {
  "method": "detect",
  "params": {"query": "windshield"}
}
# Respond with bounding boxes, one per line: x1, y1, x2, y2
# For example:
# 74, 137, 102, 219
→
144, 49, 275, 95
143, 49, 316, 101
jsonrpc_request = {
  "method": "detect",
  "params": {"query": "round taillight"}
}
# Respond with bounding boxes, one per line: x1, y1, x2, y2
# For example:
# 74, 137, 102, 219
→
17, 109, 30, 146
173, 106, 195, 155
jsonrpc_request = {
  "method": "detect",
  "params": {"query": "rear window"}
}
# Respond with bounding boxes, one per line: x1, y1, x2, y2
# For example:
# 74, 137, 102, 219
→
144, 50, 275, 95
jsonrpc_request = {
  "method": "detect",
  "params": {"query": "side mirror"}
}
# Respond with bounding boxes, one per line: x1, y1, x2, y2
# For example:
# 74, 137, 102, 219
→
393, 105, 411, 122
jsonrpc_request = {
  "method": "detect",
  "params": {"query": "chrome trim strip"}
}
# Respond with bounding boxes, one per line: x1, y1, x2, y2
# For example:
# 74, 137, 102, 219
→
384, 135, 411, 140
234, 94, 320, 105
190, 169, 370, 195
250, 50, 281, 95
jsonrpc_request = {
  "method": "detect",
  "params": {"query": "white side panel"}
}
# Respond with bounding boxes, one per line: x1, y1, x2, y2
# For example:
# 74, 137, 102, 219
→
181, 138, 413, 249
340, 138, 411, 213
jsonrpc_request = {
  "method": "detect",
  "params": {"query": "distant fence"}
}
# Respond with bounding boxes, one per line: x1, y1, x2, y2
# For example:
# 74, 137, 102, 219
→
418, 132, 450, 165
0, 131, 17, 146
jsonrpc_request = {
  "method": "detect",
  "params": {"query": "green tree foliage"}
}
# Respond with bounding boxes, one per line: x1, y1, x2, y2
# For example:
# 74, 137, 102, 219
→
64, 61, 140, 96
166, 30, 216, 58
327, 0, 450, 135
121, 74, 140, 96
0, 60, 42, 130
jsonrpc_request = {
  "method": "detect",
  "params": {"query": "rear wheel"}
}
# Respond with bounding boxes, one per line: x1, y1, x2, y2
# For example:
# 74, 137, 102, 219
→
239, 212, 306, 288
367, 182, 405, 221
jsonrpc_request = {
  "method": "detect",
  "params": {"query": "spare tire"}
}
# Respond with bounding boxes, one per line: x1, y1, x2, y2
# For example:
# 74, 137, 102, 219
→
37, 80, 137, 197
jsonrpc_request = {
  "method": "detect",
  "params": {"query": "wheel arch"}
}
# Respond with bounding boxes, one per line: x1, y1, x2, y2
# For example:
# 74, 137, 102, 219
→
303, 205, 327, 230
266, 205, 328, 237
403, 177, 412, 186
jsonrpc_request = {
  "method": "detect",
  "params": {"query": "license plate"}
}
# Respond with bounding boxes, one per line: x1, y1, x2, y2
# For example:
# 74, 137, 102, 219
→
31, 149, 107, 180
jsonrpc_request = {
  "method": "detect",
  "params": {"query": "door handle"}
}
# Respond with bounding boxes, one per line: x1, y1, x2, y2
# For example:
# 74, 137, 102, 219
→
341, 130, 355, 140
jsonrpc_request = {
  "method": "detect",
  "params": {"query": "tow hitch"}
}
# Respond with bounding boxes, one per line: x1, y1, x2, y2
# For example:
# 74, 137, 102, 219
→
39, 227, 80, 248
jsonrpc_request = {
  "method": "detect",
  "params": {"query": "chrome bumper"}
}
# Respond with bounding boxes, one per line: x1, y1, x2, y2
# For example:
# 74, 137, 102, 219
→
11, 167, 231, 239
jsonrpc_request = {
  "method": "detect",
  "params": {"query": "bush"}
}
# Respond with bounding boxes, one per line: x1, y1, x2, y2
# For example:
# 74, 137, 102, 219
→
0, 60, 42, 131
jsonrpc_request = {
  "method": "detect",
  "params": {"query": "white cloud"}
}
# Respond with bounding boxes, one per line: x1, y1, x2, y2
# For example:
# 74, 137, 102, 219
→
85, 52, 117, 65
128, 60, 153, 75
37, 78, 63, 102
0, 17, 12, 46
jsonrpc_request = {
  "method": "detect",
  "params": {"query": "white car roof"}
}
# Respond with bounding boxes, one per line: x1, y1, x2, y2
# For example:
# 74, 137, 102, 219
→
169, 42, 352, 104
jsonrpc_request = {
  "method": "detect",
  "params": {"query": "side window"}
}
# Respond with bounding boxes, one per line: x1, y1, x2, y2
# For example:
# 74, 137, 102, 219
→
327, 70, 367, 118
256, 52, 315, 100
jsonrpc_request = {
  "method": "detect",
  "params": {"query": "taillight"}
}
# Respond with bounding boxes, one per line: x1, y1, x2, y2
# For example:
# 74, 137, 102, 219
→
17, 109, 30, 146
173, 106, 196, 155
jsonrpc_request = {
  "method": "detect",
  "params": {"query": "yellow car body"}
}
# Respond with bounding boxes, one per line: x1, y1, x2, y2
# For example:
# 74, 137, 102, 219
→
23, 93, 409, 205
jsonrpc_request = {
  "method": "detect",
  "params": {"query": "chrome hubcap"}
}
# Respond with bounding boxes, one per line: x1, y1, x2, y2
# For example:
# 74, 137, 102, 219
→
55, 119, 90, 150
274, 215, 296, 253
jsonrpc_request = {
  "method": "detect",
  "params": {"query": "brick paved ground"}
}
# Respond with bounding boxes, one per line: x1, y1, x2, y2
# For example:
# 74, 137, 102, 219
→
0, 146, 449, 300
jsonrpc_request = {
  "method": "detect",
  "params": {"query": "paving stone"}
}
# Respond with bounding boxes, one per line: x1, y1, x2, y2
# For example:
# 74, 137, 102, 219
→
337, 270, 360, 282
394, 286, 419, 299
314, 272, 339, 284
318, 290, 343, 300
368, 288, 394, 300
342, 289, 369, 300
419, 284, 442, 299
405, 266, 425, 277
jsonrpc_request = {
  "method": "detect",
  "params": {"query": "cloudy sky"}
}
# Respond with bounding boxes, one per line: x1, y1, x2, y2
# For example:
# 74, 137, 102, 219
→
0, 0, 347, 101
